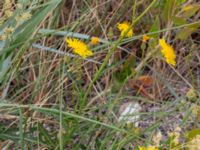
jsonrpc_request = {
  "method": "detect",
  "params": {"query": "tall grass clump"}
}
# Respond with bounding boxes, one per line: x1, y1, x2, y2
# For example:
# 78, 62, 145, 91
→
0, 0, 200, 149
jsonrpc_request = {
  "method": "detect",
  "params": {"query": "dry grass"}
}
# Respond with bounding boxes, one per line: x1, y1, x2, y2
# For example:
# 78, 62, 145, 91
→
0, 0, 200, 149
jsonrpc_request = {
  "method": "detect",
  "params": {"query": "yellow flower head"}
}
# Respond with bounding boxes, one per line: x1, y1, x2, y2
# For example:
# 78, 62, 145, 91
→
143, 34, 150, 42
91, 37, 100, 45
117, 21, 133, 37
159, 39, 176, 66
138, 146, 158, 150
66, 38, 93, 58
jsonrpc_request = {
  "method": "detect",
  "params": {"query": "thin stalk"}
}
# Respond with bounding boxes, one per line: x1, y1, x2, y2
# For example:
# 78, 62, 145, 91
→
59, 63, 64, 150
19, 108, 24, 150
0, 103, 126, 133
132, 0, 137, 24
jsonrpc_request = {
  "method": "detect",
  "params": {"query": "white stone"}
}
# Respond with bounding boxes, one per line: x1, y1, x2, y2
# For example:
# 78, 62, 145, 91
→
118, 102, 142, 127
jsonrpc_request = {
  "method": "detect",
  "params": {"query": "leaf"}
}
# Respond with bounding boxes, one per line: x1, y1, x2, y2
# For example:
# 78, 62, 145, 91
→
172, 16, 186, 26
111, 78, 123, 93
113, 49, 136, 83
0, 0, 62, 83
123, 48, 136, 69
185, 129, 200, 141
38, 124, 55, 148
0, 55, 12, 83
181, 5, 200, 18
13, 0, 61, 45
128, 80, 154, 100
176, 21, 200, 40
177, 0, 186, 6
163, 0, 177, 22
175, 27, 197, 40
137, 75, 153, 87
149, 17, 160, 38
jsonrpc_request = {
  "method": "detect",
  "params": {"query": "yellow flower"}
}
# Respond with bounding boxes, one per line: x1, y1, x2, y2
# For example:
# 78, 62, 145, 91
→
159, 39, 176, 66
143, 34, 150, 42
66, 38, 93, 58
117, 21, 133, 37
91, 37, 100, 45
138, 146, 158, 150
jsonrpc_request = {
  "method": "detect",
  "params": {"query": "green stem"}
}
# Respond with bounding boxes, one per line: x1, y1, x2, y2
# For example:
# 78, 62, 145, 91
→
83, 0, 157, 101
132, 0, 157, 25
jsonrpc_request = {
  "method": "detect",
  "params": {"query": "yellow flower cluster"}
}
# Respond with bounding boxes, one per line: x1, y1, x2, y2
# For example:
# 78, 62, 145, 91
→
65, 21, 177, 67
138, 145, 158, 150
159, 39, 176, 66
117, 21, 133, 38
66, 38, 93, 58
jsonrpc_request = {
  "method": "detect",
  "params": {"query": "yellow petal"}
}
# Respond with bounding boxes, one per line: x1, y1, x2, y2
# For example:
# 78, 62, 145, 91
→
66, 38, 93, 58
159, 39, 176, 66
117, 21, 133, 38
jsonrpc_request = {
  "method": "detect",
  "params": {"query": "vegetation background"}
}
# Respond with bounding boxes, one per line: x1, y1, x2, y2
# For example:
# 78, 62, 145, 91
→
0, 0, 200, 149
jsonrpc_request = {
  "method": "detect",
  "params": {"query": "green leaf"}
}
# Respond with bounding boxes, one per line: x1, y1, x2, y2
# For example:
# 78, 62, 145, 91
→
38, 123, 55, 148
172, 16, 186, 26
163, 0, 177, 22
0, 0, 62, 83
175, 23, 200, 40
19, 108, 24, 150
13, 0, 61, 45
181, 5, 200, 18
149, 17, 160, 38
113, 54, 136, 83
177, 0, 186, 6
0, 55, 12, 83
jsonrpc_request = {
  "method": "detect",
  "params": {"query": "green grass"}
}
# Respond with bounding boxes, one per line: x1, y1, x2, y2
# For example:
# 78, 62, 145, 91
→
0, 0, 200, 149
